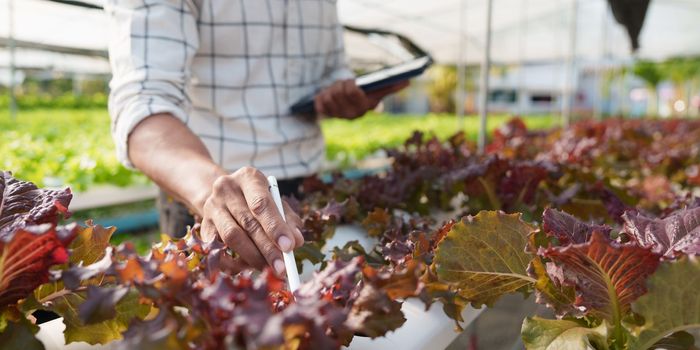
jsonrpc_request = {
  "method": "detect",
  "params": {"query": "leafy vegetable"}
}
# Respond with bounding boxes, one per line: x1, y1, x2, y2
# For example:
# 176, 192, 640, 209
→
0, 224, 78, 307
0, 171, 72, 237
3, 115, 700, 349
541, 232, 660, 341
0, 171, 76, 307
0, 310, 45, 350
29, 223, 149, 345
631, 257, 700, 350
542, 208, 612, 245
527, 257, 576, 318
432, 211, 537, 307
623, 207, 700, 259
521, 317, 609, 350
0, 110, 556, 191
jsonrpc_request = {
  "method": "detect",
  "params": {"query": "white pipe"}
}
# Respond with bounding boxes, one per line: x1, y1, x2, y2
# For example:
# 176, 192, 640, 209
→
562, 0, 578, 126
478, 0, 493, 154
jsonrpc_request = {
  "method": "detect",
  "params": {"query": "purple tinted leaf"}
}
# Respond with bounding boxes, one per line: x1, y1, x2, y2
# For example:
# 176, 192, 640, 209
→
381, 239, 413, 266
362, 261, 423, 300
258, 299, 348, 349
527, 257, 576, 317
117, 309, 182, 350
541, 232, 661, 321
542, 208, 612, 245
345, 283, 405, 338
331, 240, 383, 266
78, 285, 129, 324
361, 208, 391, 238
0, 171, 72, 239
62, 247, 114, 290
229, 273, 277, 346
497, 161, 553, 208
0, 223, 78, 307
623, 207, 700, 258
296, 258, 362, 304
547, 183, 581, 207
594, 184, 635, 224
319, 200, 346, 221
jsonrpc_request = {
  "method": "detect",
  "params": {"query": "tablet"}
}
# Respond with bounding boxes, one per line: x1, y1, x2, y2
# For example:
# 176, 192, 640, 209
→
290, 56, 433, 115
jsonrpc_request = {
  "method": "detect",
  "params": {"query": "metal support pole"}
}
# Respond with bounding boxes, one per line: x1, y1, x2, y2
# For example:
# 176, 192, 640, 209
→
9, 0, 17, 119
593, 2, 610, 120
617, 66, 626, 117
478, 0, 493, 154
517, 0, 528, 117
456, 0, 467, 129
562, 0, 578, 126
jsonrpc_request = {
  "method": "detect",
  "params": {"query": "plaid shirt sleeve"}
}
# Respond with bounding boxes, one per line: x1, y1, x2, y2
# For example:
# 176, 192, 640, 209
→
319, 10, 354, 88
106, 0, 199, 169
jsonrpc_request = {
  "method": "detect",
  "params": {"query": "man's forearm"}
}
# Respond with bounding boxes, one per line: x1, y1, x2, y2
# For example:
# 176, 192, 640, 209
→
128, 113, 226, 216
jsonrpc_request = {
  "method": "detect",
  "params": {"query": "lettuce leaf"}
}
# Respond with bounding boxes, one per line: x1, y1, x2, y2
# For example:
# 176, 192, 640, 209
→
521, 317, 609, 350
542, 208, 612, 245
623, 207, 700, 259
432, 211, 537, 307
0, 224, 78, 307
0, 171, 72, 238
541, 232, 660, 328
631, 257, 700, 350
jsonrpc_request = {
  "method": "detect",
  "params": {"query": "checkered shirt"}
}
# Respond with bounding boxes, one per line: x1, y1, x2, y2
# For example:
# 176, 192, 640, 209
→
106, 0, 352, 179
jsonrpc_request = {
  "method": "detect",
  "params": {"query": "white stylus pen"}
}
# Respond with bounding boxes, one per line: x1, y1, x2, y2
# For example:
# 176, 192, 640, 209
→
267, 176, 301, 294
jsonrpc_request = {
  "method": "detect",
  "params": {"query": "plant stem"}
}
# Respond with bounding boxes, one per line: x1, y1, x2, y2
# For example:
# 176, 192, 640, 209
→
602, 265, 625, 348
38, 286, 87, 304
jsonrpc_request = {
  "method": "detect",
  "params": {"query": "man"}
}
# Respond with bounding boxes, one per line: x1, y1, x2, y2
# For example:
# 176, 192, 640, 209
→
106, 0, 406, 276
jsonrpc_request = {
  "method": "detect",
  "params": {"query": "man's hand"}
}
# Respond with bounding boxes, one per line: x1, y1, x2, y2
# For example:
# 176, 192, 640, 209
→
129, 115, 304, 276
199, 167, 305, 275
314, 79, 409, 119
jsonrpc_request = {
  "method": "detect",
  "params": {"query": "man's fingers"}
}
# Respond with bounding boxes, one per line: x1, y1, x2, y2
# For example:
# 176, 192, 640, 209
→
283, 200, 305, 248
331, 79, 407, 119
367, 80, 410, 105
244, 220, 286, 276
202, 169, 304, 276
322, 88, 342, 117
210, 207, 267, 269
314, 94, 327, 117
236, 167, 299, 253
337, 81, 355, 118
222, 195, 286, 275
340, 80, 366, 118
316, 91, 332, 117
200, 219, 218, 242
315, 79, 408, 119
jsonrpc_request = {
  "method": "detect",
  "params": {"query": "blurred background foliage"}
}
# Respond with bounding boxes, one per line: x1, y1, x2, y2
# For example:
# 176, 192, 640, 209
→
2, 56, 699, 192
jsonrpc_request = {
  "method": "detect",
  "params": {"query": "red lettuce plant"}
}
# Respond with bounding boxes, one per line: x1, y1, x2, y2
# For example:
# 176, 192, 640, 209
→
0, 171, 76, 306
0, 172, 426, 349
0, 171, 77, 348
3, 117, 700, 349
426, 207, 700, 349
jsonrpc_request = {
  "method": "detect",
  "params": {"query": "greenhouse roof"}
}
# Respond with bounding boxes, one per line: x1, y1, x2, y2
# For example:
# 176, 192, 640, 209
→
339, 0, 700, 63
1, 0, 699, 74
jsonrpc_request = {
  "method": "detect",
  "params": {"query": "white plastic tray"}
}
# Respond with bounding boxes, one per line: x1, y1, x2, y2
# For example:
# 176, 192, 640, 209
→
316, 225, 483, 350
